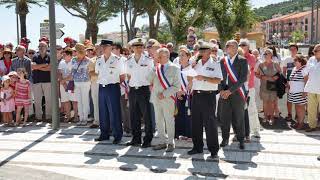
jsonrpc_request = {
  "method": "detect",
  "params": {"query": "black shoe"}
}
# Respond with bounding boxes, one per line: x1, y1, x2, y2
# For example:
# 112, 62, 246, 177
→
113, 139, 121, 144
187, 149, 203, 155
90, 124, 99, 128
141, 142, 151, 148
94, 136, 109, 142
209, 153, 219, 160
239, 142, 245, 150
220, 140, 229, 147
125, 141, 141, 146
317, 156, 320, 161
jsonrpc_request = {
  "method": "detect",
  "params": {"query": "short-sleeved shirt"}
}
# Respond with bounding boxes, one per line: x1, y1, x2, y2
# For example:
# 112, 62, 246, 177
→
11, 56, 32, 79
58, 59, 73, 78
281, 56, 295, 79
95, 53, 125, 85
304, 60, 320, 94
289, 66, 305, 93
244, 52, 256, 89
71, 58, 90, 82
125, 54, 153, 87
32, 53, 50, 83
192, 57, 222, 91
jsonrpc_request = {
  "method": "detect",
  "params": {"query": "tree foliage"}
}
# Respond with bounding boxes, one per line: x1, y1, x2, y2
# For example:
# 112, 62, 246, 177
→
57, 0, 120, 44
291, 30, 305, 43
0, 0, 45, 38
254, 0, 312, 21
155, 0, 207, 45
207, 0, 253, 46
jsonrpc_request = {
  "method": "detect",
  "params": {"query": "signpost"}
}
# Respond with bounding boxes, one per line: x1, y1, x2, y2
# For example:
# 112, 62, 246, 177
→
40, 21, 65, 39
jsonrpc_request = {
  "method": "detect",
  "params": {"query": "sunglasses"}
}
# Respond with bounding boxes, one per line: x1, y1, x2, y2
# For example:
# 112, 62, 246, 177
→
28, 52, 35, 55
187, 40, 195, 42
212, 50, 218, 52
239, 44, 247, 47
3, 52, 11, 55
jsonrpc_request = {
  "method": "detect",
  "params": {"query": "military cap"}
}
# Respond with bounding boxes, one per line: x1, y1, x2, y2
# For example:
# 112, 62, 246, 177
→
100, 39, 113, 46
146, 39, 160, 48
129, 38, 145, 46
198, 41, 213, 50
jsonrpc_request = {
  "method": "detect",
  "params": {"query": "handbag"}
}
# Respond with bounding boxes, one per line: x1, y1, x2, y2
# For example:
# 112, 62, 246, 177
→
259, 64, 278, 91
66, 60, 83, 92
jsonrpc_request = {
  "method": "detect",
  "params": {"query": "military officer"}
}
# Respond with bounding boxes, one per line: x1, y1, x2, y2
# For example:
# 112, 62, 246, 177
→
125, 38, 154, 148
187, 41, 222, 159
94, 39, 125, 144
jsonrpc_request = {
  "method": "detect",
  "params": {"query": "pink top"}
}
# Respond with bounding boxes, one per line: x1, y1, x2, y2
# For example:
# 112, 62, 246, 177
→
245, 52, 256, 89
15, 79, 31, 106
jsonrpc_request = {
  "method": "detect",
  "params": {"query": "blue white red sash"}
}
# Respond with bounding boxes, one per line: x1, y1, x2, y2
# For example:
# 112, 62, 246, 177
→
223, 56, 247, 102
156, 64, 175, 101
180, 67, 191, 115
120, 80, 129, 99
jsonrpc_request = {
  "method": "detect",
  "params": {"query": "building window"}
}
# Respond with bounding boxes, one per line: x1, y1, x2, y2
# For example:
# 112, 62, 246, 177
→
305, 25, 308, 31
305, 18, 308, 24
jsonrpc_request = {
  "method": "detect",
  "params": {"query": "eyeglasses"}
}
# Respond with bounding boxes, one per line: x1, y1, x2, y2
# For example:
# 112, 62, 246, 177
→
239, 44, 247, 47
28, 52, 35, 55
212, 50, 218, 52
187, 40, 195, 43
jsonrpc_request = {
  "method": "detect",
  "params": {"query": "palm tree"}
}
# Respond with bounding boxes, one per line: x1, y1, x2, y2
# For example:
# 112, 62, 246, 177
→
0, 0, 45, 38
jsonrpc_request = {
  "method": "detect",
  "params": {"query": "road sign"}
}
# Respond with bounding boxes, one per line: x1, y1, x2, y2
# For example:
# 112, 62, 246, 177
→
40, 21, 65, 39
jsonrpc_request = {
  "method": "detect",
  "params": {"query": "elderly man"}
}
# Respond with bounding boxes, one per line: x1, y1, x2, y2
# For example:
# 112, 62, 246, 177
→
187, 41, 222, 159
219, 40, 248, 150
149, 48, 180, 152
304, 44, 320, 132
11, 45, 32, 79
32, 41, 51, 121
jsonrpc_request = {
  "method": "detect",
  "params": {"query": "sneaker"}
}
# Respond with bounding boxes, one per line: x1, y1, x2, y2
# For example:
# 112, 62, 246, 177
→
153, 143, 167, 150
165, 144, 175, 152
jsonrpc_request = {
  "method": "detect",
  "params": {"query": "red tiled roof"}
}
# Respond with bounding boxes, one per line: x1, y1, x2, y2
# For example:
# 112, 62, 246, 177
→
264, 11, 312, 23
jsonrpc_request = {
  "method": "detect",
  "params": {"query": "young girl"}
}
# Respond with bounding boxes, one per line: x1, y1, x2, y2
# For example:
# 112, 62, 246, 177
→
15, 68, 31, 127
0, 76, 15, 126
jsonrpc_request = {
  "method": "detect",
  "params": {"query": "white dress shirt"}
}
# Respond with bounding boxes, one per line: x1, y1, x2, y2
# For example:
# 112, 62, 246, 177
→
95, 53, 125, 86
125, 54, 154, 87
192, 57, 222, 91
304, 59, 320, 94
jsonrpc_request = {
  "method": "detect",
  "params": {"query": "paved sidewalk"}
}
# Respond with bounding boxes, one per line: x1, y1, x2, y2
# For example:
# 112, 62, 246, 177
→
0, 124, 320, 180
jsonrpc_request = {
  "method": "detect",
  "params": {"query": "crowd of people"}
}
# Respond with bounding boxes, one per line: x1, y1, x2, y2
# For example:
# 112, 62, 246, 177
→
1, 26, 320, 159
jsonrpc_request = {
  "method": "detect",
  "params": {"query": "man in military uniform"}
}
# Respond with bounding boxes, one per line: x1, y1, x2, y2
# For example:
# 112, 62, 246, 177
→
125, 38, 154, 147
94, 39, 125, 144
187, 41, 222, 159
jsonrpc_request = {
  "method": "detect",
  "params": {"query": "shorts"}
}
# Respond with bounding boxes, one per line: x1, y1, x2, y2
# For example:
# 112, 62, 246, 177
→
60, 84, 77, 102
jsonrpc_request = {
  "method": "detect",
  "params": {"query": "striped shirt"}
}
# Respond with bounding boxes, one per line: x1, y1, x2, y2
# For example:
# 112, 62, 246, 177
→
10, 56, 32, 79
15, 79, 31, 106
289, 66, 305, 93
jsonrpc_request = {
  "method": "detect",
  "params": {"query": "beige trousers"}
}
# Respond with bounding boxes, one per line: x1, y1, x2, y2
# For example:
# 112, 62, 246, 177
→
307, 93, 320, 128
32, 83, 52, 120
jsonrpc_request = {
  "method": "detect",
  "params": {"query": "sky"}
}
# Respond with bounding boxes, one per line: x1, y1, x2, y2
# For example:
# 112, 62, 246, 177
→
0, 0, 287, 49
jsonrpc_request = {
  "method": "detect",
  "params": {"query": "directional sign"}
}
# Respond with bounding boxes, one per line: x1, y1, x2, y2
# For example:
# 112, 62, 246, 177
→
40, 21, 65, 39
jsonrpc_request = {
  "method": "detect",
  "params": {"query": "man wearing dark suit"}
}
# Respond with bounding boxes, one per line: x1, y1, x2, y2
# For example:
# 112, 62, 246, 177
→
219, 40, 248, 150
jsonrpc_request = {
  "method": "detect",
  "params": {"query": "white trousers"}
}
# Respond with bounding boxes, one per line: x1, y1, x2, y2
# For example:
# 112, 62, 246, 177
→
154, 99, 175, 145
248, 88, 260, 134
91, 82, 99, 125
74, 82, 91, 122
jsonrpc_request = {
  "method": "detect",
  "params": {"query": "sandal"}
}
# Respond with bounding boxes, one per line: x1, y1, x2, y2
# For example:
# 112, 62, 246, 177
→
285, 114, 292, 121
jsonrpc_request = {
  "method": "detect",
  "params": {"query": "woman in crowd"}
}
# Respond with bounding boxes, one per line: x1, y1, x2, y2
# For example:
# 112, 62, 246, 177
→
288, 55, 308, 130
175, 48, 193, 141
255, 49, 281, 125
58, 48, 78, 123
71, 43, 91, 126
0, 48, 13, 75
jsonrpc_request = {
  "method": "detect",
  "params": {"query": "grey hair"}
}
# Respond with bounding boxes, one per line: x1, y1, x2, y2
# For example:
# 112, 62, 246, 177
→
314, 44, 320, 51
157, 48, 170, 57
252, 49, 259, 54
239, 38, 250, 46
209, 39, 218, 44
226, 40, 239, 49
15, 45, 26, 52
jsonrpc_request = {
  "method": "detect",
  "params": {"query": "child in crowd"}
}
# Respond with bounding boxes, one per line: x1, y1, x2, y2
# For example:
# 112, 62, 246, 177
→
15, 68, 31, 126
0, 75, 15, 126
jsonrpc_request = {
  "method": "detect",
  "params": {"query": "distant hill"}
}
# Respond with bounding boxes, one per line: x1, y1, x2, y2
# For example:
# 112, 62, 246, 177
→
253, 0, 313, 20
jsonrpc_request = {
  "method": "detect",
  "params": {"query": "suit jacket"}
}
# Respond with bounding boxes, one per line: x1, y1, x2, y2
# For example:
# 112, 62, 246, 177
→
219, 54, 248, 96
149, 61, 181, 104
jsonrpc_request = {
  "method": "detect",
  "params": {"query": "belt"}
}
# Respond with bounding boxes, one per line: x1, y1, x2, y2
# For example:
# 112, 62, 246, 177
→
194, 90, 215, 94
130, 86, 149, 90
100, 83, 119, 88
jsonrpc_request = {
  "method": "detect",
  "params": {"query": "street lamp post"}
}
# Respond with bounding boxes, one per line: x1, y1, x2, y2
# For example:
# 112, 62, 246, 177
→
15, 0, 20, 45
49, 0, 60, 130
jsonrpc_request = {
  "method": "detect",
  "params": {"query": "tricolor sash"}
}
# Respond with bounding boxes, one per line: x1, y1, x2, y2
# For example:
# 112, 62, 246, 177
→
120, 80, 129, 100
156, 64, 176, 101
180, 66, 191, 115
223, 56, 247, 102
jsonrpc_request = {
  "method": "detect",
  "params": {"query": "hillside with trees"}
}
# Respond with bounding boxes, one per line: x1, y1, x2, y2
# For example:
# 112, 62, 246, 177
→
254, 0, 313, 20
